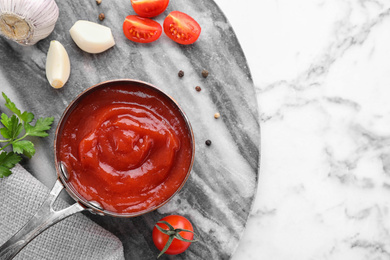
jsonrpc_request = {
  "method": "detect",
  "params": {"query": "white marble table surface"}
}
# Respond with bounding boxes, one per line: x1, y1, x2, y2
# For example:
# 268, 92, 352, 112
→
218, 0, 390, 259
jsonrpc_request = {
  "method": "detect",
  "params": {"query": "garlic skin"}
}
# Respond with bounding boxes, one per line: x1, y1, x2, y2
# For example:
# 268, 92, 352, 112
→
69, 20, 115, 54
0, 0, 59, 45
46, 40, 70, 89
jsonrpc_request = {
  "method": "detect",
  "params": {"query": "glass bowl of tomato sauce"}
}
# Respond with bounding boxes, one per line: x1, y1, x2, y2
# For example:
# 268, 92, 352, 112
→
54, 79, 195, 217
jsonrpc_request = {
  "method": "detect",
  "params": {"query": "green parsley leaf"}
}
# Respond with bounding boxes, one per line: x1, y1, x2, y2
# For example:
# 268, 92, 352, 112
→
13, 140, 35, 158
0, 92, 54, 177
0, 152, 22, 177
1, 113, 11, 128
0, 115, 22, 140
2, 92, 35, 123
25, 117, 54, 137
2, 92, 23, 118
0, 166, 12, 177
21, 111, 34, 124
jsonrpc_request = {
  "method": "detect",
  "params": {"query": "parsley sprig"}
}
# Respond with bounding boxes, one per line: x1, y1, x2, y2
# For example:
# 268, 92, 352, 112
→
0, 92, 54, 177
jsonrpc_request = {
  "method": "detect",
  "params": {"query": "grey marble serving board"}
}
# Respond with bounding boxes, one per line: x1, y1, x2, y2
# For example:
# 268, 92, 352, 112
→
0, 0, 260, 259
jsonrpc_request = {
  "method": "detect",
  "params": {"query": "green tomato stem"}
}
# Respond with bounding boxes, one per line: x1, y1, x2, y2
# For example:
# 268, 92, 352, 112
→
157, 235, 175, 259
154, 221, 199, 259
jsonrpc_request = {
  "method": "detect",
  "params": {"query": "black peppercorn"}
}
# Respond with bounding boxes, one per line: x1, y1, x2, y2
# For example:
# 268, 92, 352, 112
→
201, 69, 209, 78
178, 70, 184, 78
99, 13, 105, 21
195, 86, 201, 92
205, 140, 212, 146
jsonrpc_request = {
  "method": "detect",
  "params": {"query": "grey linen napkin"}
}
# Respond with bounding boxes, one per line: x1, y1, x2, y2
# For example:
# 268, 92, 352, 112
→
0, 164, 125, 260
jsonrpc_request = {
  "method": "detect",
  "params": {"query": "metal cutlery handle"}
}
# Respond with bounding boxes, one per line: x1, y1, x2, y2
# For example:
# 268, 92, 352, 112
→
0, 179, 85, 260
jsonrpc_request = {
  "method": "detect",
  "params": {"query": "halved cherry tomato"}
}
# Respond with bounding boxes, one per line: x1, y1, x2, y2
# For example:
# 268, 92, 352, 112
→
163, 11, 201, 45
131, 0, 169, 18
152, 215, 197, 257
123, 15, 162, 43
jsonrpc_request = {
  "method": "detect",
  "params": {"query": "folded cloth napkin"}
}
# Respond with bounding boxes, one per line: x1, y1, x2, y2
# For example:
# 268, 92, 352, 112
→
0, 164, 125, 260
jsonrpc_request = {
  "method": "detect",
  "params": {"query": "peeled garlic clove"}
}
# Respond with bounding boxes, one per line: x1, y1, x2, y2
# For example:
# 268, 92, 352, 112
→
69, 20, 115, 54
46, 40, 70, 89
0, 0, 59, 45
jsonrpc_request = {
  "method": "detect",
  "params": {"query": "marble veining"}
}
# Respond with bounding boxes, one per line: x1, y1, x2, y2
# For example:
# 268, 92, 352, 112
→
229, 0, 390, 259
0, 0, 259, 259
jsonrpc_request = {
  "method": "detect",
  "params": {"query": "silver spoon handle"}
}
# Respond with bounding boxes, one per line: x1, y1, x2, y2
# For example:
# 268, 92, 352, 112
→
0, 179, 85, 260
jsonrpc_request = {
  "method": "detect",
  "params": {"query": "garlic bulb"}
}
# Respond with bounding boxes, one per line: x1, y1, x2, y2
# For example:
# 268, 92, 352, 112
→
0, 0, 59, 45
46, 40, 70, 89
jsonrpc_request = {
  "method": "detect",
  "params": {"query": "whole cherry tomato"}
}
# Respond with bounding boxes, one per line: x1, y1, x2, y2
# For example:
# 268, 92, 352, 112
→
123, 15, 162, 43
152, 215, 198, 257
130, 0, 169, 18
163, 11, 201, 45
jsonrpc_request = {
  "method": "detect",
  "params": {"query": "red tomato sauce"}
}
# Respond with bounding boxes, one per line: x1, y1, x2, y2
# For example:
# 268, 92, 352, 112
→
58, 83, 193, 214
